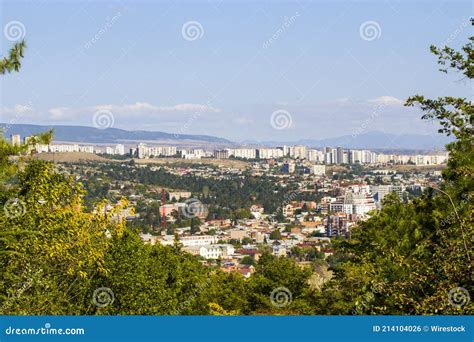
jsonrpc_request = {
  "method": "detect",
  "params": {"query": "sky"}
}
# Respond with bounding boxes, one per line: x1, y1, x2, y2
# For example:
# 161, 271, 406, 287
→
0, 0, 472, 142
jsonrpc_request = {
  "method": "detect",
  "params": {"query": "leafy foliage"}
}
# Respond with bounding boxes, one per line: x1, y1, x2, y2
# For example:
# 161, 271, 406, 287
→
0, 40, 26, 74
321, 37, 474, 315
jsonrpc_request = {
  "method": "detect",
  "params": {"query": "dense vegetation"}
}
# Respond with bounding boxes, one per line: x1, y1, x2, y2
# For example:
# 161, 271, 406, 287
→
318, 37, 474, 314
0, 37, 472, 315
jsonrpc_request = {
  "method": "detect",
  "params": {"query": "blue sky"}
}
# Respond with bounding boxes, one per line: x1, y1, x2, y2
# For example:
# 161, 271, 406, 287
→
0, 0, 471, 142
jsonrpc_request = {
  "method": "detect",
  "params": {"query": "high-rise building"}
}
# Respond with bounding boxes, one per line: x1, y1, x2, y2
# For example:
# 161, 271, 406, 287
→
229, 148, 256, 159
115, 144, 125, 155
292, 145, 307, 159
137, 143, 148, 159
257, 148, 284, 159
342, 150, 350, 164
351, 150, 362, 163
214, 149, 229, 159
324, 147, 333, 164
307, 149, 324, 162
280, 145, 291, 156
336, 147, 344, 164
11, 134, 21, 146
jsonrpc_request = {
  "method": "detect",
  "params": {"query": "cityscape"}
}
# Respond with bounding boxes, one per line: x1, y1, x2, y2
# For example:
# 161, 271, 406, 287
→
11, 132, 449, 166
4, 130, 448, 270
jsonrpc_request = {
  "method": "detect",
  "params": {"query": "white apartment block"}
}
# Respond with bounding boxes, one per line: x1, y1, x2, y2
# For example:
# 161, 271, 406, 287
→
375, 153, 448, 165
257, 148, 284, 159
291, 145, 308, 159
228, 148, 257, 159
137, 144, 178, 158
179, 235, 218, 247
159, 235, 218, 247
11, 134, 21, 146
307, 149, 325, 162
330, 193, 376, 216
115, 144, 125, 155
34, 144, 94, 153
370, 185, 404, 202
180, 148, 204, 159
184, 244, 235, 260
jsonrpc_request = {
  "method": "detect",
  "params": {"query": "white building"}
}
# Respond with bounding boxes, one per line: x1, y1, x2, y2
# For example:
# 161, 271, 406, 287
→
257, 148, 284, 159
11, 134, 21, 146
136, 144, 178, 158
179, 235, 218, 247
291, 145, 307, 159
229, 148, 257, 159
330, 193, 376, 216
307, 149, 324, 162
115, 144, 125, 155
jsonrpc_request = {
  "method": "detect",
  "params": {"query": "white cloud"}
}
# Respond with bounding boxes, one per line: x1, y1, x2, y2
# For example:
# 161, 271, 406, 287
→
43, 102, 220, 122
1, 102, 222, 132
91, 102, 220, 114
367, 96, 404, 106
233, 116, 254, 125
48, 107, 69, 119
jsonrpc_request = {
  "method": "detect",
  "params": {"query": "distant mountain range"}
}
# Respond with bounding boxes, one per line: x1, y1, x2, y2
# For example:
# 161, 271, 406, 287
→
0, 124, 233, 146
1, 124, 449, 151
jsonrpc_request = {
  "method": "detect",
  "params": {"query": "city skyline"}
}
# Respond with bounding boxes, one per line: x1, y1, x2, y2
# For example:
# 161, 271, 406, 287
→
1, 0, 471, 143
2, 122, 452, 150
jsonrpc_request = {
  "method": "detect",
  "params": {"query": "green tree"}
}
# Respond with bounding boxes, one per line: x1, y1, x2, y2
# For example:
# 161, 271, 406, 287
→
269, 229, 282, 240
0, 161, 123, 314
241, 255, 255, 266
0, 40, 25, 74
248, 253, 314, 314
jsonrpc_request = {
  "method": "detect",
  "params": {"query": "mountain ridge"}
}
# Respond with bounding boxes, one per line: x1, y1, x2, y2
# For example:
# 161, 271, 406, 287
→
1, 124, 449, 150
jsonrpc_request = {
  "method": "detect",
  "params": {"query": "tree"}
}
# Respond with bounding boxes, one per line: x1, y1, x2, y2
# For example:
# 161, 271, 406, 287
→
241, 255, 255, 266
0, 161, 123, 314
0, 41, 52, 182
190, 217, 200, 234
269, 229, 282, 240
248, 253, 314, 314
0, 40, 26, 74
